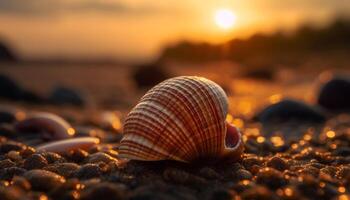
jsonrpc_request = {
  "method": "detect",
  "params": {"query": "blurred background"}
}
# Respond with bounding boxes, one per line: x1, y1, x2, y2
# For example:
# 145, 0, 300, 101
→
0, 0, 350, 117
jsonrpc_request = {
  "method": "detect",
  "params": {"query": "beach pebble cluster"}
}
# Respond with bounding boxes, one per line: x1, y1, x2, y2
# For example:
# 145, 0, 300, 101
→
0, 76, 350, 199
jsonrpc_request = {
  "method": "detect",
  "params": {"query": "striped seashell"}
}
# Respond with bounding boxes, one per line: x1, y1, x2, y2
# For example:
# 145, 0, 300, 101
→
118, 76, 243, 163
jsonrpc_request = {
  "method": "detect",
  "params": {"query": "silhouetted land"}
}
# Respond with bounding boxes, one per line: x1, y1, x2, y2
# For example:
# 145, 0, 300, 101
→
160, 18, 350, 67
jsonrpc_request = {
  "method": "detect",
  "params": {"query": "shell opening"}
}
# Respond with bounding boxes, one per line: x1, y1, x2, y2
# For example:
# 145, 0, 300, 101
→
225, 122, 240, 149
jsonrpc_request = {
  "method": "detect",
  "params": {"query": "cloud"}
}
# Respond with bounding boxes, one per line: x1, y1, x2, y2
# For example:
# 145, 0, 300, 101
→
0, 0, 159, 16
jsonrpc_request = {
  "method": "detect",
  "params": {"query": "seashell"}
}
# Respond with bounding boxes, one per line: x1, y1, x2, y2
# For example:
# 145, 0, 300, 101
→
36, 137, 100, 153
118, 76, 244, 163
15, 112, 75, 140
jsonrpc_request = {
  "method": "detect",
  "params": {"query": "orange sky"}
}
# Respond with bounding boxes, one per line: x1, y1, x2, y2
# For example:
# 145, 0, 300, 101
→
0, 0, 349, 62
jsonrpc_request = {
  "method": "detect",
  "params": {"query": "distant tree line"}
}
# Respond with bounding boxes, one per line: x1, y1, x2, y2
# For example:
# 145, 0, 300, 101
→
160, 18, 350, 65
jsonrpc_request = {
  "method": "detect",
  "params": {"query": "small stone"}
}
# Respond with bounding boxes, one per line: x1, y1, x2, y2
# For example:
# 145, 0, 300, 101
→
0, 142, 24, 154
7, 150, 22, 161
49, 86, 86, 106
255, 99, 326, 124
24, 169, 65, 191
65, 149, 89, 163
318, 78, 350, 111
23, 154, 48, 170
198, 167, 222, 180
44, 162, 80, 178
242, 157, 262, 171
0, 167, 26, 180
256, 168, 287, 189
80, 182, 125, 200
0, 159, 15, 169
266, 156, 288, 171
234, 169, 253, 180
163, 168, 190, 184
40, 152, 66, 164
240, 186, 278, 200
75, 164, 102, 180
87, 152, 118, 164
12, 176, 31, 190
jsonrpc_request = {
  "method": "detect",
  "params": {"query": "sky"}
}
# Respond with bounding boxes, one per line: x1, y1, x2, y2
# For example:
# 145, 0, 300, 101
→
0, 0, 349, 62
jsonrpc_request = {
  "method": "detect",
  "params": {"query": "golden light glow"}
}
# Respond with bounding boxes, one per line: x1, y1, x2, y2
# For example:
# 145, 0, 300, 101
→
339, 186, 346, 193
269, 94, 282, 104
67, 128, 76, 136
271, 136, 285, 147
339, 194, 349, 200
214, 9, 236, 30
326, 130, 336, 138
257, 136, 265, 143
284, 188, 293, 196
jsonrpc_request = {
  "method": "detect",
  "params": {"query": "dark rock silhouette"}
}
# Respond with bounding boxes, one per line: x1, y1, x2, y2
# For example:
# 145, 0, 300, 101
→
0, 74, 24, 100
0, 74, 42, 103
255, 99, 326, 124
318, 78, 350, 111
0, 41, 17, 62
49, 86, 86, 106
132, 63, 171, 89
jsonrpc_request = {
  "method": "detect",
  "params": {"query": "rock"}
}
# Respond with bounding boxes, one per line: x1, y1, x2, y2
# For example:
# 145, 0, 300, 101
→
80, 182, 125, 200
256, 168, 286, 189
0, 74, 24, 100
0, 167, 26, 180
23, 154, 48, 170
0, 159, 15, 169
318, 78, 350, 111
87, 152, 118, 164
0, 106, 25, 124
49, 86, 86, 106
0, 74, 42, 103
24, 169, 65, 191
132, 63, 171, 89
234, 169, 253, 180
0, 141, 25, 154
75, 164, 102, 179
44, 163, 80, 178
255, 99, 326, 124
266, 156, 289, 171
0, 41, 16, 62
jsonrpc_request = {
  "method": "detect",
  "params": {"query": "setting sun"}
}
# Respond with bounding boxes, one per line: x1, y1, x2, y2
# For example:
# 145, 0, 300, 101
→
214, 9, 237, 30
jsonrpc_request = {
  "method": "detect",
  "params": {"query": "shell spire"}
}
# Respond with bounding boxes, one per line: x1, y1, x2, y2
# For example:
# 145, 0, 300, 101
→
118, 76, 243, 162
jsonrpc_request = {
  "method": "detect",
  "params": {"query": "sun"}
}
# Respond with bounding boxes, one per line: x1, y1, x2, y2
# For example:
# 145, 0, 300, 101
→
214, 9, 236, 30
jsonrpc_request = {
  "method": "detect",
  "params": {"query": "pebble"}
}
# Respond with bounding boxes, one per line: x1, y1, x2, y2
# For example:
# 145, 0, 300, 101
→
80, 182, 125, 200
234, 169, 253, 180
0, 167, 26, 180
255, 99, 326, 124
318, 78, 350, 111
87, 152, 118, 164
198, 167, 222, 180
75, 164, 102, 180
44, 162, 80, 178
0, 158, 16, 169
24, 169, 65, 191
40, 152, 66, 164
266, 156, 289, 171
256, 168, 287, 189
0, 141, 25, 154
49, 86, 87, 106
65, 149, 89, 163
36, 137, 99, 154
23, 154, 48, 170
